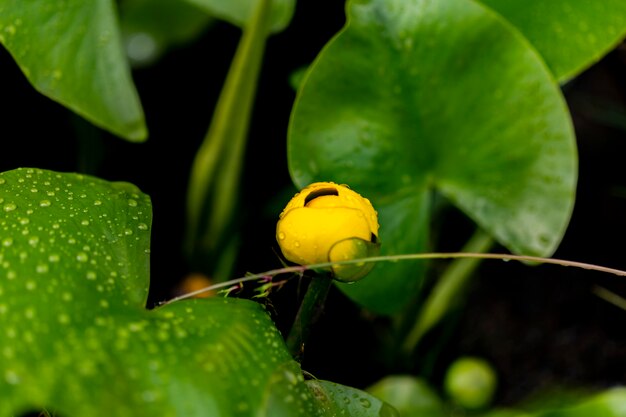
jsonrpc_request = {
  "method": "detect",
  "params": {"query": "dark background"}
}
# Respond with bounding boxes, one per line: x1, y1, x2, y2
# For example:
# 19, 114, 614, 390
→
1, 0, 625, 409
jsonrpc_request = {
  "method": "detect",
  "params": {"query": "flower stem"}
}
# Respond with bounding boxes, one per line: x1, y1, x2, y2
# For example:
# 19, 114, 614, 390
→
402, 229, 494, 354
286, 273, 333, 359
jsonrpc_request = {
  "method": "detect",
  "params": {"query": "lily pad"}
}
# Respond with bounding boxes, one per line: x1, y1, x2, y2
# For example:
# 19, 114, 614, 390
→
288, 0, 577, 313
477, 0, 626, 82
0, 168, 390, 416
0, 0, 147, 141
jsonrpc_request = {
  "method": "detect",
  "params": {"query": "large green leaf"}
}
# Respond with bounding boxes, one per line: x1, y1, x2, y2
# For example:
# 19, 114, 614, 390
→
182, 0, 295, 33
0, 168, 389, 416
288, 0, 577, 313
477, 0, 626, 82
0, 1, 147, 141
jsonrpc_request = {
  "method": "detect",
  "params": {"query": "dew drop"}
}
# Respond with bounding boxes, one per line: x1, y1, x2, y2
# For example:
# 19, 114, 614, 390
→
4, 370, 20, 385
278, 232, 286, 240
359, 397, 371, 408
2, 238, 13, 247
94, 200, 102, 206
48, 254, 60, 263
294, 241, 301, 248
39, 200, 51, 207
36, 264, 49, 274
86, 271, 97, 280
138, 223, 148, 230
124, 228, 133, 236
128, 199, 138, 207
76, 252, 89, 262
0, 178, 5, 185
81, 220, 90, 226
3, 203, 17, 212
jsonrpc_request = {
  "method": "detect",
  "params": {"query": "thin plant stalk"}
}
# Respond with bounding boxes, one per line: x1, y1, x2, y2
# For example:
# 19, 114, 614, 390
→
286, 273, 334, 359
185, 0, 272, 264
401, 229, 493, 354
160, 252, 626, 306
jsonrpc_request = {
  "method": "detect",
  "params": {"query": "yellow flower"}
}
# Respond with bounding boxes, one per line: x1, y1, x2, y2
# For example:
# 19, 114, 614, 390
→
276, 182, 380, 282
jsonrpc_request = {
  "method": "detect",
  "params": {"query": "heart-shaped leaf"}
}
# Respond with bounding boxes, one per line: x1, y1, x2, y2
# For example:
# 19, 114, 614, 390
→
288, 0, 577, 313
0, 0, 147, 141
477, 0, 626, 82
0, 168, 391, 417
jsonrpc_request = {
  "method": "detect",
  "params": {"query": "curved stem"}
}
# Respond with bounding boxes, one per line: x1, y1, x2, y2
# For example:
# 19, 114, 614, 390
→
402, 229, 494, 354
286, 273, 333, 359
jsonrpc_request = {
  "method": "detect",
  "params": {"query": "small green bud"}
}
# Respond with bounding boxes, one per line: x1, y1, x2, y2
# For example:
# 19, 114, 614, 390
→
444, 356, 497, 410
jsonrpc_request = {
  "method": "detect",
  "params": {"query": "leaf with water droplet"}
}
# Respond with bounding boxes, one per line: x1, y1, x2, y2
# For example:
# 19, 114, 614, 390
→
0, 168, 385, 417
305, 380, 399, 417
288, 0, 577, 314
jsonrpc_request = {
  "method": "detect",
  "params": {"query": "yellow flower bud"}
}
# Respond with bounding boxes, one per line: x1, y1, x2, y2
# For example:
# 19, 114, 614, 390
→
276, 182, 380, 282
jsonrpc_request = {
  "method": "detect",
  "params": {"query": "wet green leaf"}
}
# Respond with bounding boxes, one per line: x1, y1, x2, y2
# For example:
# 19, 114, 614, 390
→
307, 380, 400, 417
0, 168, 393, 416
477, 0, 626, 82
0, 0, 147, 141
288, 0, 577, 313
182, 0, 295, 33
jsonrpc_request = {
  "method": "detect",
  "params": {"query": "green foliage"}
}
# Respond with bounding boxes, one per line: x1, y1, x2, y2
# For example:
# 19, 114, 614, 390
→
0, 0, 147, 141
288, 0, 577, 313
1, 0, 626, 415
0, 168, 390, 417
476, 0, 626, 82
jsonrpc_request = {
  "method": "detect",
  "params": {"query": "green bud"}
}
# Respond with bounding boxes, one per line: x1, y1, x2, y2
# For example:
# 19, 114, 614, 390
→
444, 356, 497, 410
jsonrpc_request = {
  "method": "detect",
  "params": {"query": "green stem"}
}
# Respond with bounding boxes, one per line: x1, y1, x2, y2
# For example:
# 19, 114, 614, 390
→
286, 274, 333, 359
402, 229, 494, 354
185, 0, 272, 260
